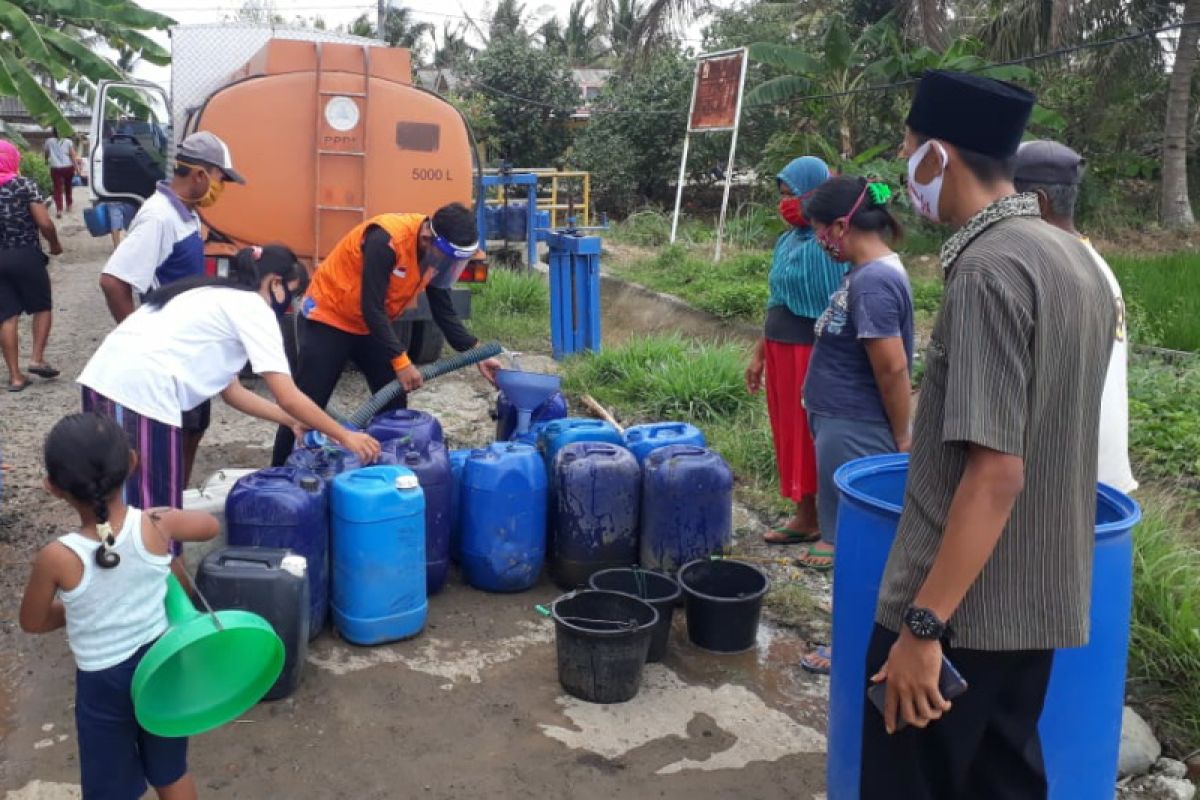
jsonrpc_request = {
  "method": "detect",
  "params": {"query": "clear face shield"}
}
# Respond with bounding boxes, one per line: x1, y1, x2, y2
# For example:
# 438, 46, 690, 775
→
423, 222, 478, 289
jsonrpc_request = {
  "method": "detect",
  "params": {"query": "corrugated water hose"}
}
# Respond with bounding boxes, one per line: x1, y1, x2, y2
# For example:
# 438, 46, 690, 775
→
344, 341, 503, 428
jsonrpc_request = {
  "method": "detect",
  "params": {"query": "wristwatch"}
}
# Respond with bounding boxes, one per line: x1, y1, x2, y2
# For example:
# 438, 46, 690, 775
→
903, 606, 951, 641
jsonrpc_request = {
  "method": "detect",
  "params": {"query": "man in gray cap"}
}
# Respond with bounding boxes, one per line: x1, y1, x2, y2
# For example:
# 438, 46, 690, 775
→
860, 72, 1117, 798
97, 130, 246, 488
1016, 139, 1137, 495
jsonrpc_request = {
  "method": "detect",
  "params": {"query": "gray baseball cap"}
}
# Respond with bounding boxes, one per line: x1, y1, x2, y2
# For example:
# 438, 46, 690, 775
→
1015, 140, 1083, 186
176, 131, 246, 184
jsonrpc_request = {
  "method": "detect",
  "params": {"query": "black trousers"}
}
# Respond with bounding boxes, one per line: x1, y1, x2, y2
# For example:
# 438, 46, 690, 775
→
270, 315, 407, 466
860, 624, 1054, 800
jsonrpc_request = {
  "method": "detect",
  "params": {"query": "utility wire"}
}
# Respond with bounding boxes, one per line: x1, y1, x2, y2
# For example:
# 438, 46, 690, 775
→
463, 19, 1200, 117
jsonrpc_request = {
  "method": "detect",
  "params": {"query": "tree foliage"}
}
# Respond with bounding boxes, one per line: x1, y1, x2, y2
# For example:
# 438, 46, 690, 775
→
465, 36, 578, 166
0, 0, 173, 135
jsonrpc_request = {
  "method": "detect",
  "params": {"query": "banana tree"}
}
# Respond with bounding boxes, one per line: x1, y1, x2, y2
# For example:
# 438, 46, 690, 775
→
747, 13, 901, 157
0, 0, 173, 135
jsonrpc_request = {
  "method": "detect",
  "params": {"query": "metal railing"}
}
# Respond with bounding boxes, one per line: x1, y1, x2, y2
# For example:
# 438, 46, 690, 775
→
481, 168, 591, 228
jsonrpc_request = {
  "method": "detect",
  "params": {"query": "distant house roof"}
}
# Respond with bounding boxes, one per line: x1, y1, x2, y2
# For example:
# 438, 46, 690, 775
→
0, 96, 91, 122
415, 68, 462, 94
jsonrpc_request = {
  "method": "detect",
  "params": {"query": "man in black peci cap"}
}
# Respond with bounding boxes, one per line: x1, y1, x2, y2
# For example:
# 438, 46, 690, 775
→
860, 71, 1118, 798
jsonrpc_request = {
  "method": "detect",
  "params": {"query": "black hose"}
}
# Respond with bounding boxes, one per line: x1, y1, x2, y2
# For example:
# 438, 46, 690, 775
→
345, 342, 503, 428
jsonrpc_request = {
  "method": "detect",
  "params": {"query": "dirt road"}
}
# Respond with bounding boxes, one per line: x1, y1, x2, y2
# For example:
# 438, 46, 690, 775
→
0, 213, 829, 799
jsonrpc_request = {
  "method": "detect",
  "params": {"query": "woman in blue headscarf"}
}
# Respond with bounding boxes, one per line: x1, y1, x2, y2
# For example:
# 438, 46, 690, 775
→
745, 156, 846, 545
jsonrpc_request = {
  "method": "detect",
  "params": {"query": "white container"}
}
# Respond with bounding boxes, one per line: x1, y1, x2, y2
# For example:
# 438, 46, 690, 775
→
181, 468, 255, 574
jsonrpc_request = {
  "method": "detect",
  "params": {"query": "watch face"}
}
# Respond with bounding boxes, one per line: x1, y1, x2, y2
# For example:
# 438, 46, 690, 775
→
905, 607, 943, 639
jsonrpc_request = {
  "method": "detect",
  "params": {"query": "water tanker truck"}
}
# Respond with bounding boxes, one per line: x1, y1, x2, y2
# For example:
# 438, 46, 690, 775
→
87, 23, 485, 364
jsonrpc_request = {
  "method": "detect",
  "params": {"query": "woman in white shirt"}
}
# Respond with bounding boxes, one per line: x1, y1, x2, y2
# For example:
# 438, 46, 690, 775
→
78, 245, 380, 530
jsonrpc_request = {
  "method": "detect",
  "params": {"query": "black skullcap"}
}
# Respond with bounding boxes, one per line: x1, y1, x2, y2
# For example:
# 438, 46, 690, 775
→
1014, 140, 1084, 185
906, 70, 1036, 159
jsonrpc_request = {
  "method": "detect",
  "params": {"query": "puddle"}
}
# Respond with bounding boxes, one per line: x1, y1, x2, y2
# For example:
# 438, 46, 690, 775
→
307, 620, 554, 686
540, 663, 826, 774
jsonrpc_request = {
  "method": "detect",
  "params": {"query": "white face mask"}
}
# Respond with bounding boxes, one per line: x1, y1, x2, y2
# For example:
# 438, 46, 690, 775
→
906, 140, 948, 222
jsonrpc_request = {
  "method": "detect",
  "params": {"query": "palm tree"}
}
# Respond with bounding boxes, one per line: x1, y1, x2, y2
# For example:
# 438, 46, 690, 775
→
562, 0, 605, 67
349, 4, 435, 61
434, 21, 476, 69
0, 0, 173, 135
489, 0, 528, 42
1161, 0, 1200, 227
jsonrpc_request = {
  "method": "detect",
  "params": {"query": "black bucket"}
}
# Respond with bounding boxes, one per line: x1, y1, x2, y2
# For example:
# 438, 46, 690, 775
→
551, 590, 658, 703
588, 568, 680, 663
678, 559, 770, 654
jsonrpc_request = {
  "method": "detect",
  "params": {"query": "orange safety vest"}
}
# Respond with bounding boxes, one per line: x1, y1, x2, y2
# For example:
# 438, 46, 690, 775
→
303, 213, 430, 370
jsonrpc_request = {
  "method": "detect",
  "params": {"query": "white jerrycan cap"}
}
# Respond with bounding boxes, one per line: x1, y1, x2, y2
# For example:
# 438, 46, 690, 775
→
395, 475, 420, 490
281, 555, 308, 578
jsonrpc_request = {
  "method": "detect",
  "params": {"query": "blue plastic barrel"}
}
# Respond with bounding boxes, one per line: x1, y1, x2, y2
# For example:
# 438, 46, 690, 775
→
551, 442, 641, 588
461, 443, 548, 592
826, 454, 1142, 800
495, 390, 568, 441
225, 468, 328, 640
285, 444, 362, 483
383, 439, 453, 595
366, 409, 444, 450
330, 466, 427, 644
448, 448, 472, 564
623, 422, 706, 465
1040, 484, 1141, 799
639, 445, 733, 573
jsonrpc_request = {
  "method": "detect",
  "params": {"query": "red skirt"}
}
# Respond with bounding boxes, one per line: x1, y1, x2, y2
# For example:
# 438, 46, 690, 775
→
764, 339, 817, 501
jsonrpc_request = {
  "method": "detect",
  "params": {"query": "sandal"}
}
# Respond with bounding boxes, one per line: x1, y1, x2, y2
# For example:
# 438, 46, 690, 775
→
7, 380, 30, 392
800, 644, 832, 675
795, 543, 835, 572
763, 527, 821, 545
27, 364, 60, 379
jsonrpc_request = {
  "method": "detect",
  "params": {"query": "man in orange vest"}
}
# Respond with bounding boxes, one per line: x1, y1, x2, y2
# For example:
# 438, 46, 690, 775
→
271, 201, 500, 465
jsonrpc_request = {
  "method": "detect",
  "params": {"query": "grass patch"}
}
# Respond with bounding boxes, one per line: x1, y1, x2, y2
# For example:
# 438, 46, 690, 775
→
1127, 354, 1200, 492
471, 267, 550, 353
561, 335, 789, 514
1108, 252, 1200, 352
764, 582, 823, 629
1128, 491, 1200, 752
610, 244, 770, 322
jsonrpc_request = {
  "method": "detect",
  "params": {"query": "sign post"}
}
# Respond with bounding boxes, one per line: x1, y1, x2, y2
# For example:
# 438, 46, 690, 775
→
669, 48, 749, 262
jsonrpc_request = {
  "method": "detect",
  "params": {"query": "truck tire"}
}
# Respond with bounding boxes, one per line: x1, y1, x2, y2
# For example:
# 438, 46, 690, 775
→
407, 321, 445, 365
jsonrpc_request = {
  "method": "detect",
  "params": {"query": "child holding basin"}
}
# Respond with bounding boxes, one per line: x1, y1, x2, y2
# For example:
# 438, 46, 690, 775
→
20, 413, 219, 800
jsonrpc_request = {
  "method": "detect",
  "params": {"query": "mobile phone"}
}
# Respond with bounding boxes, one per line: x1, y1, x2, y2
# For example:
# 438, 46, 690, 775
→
867, 655, 968, 731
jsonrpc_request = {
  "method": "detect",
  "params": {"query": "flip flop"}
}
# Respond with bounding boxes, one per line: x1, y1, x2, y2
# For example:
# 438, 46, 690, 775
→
763, 527, 821, 545
800, 644, 832, 675
27, 364, 60, 379
795, 543, 835, 573
7, 380, 30, 393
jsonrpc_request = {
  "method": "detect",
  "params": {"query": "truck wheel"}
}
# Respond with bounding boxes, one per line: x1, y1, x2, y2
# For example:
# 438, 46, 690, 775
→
407, 321, 445, 365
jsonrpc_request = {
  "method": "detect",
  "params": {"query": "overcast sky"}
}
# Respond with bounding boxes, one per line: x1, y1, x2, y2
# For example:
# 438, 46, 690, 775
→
133, 0, 725, 87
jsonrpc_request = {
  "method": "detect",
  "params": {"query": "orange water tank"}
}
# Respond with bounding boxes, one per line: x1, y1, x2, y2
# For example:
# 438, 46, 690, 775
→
188, 39, 475, 262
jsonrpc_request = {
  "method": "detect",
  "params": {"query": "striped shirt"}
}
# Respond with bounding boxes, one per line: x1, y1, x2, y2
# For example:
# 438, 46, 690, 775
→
876, 197, 1116, 651
767, 227, 847, 320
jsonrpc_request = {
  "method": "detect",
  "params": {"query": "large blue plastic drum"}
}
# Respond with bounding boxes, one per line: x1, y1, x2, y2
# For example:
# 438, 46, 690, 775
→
825, 454, 1141, 800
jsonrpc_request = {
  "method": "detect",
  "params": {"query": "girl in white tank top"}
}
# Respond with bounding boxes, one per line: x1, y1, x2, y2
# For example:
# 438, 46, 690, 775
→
19, 413, 219, 800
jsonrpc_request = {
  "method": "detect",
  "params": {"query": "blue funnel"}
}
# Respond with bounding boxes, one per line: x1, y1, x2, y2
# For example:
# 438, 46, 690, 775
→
495, 369, 562, 435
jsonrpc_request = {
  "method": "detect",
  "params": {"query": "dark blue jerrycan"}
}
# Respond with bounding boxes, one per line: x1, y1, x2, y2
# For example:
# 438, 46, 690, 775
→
448, 448, 472, 564
639, 445, 733, 573
330, 466, 427, 645
551, 442, 641, 588
538, 418, 624, 472
461, 443, 548, 592
366, 409, 444, 450
623, 422, 706, 465
285, 444, 362, 483
382, 439, 453, 595
495, 390, 568, 441
225, 468, 328, 640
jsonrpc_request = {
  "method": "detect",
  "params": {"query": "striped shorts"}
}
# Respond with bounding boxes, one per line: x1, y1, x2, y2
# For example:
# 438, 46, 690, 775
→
81, 387, 184, 555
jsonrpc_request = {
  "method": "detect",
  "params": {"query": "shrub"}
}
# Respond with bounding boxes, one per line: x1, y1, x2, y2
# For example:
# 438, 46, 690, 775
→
19, 150, 52, 198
